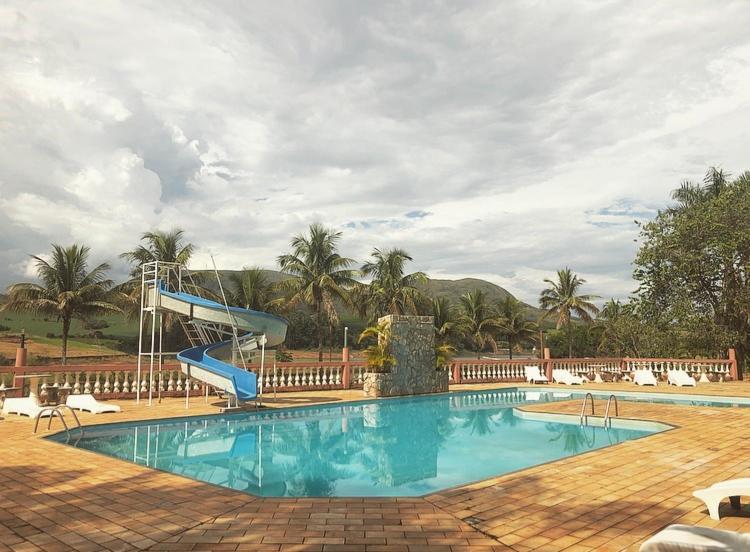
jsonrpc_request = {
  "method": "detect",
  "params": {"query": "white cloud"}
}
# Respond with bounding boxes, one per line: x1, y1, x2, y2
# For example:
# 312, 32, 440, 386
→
1, 0, 750, 305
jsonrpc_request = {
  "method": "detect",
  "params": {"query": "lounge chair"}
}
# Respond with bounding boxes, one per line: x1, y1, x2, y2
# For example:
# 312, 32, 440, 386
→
640, 524, 750, 551
693, 478, 750, 520
552, 369, 585, 385
524, 365, 548, 384
1, 397, 53, 418
668, 369, 697, 387
66, 394, 121, 414
633, 369, 658, 386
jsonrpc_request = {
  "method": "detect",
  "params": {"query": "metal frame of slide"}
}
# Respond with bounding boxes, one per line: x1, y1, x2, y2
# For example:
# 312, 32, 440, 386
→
135, 261, 288, 407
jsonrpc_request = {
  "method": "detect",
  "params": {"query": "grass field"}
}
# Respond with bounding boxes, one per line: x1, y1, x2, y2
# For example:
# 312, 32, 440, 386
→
0, 312, 139, 337
0, 312, 137, 362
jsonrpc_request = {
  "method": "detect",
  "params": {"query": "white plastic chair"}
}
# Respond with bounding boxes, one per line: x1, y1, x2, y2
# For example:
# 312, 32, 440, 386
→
66, 394, 121, 414
524, 365, 548, 384
640, 524, 750, 551
552, 369, 585, 385
633, 369, 658, 386
693, 478, 750, 520
668, 369, 697, 387
1, 397, 53, 418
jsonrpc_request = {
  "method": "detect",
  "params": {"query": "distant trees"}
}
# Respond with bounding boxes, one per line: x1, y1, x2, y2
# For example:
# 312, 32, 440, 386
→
278, 223, 358, 361
228, 267, 275, 311
360, 248, 427, 318
634, 167, 750, 373
497, 296, 537, 359
458, 290, 502, 359
539, 268, 599, 358
2, 244, 123, 364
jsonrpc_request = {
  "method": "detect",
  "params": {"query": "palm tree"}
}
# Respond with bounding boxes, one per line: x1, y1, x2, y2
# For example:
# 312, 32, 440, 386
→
278, 223, 357, 361
497, 296, 537, 359
228, 267, 274, 311
2, 244, 123, 364
431, 297, 463, 346
458, 290, 502, 359
671, 166, 731, 209
358, 321, 396, 373
539, 268, 599, 358
361, 248, 427, 318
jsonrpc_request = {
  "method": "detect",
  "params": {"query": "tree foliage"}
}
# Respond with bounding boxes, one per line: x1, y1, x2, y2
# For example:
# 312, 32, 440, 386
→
360, 248, 427, 319
278, 223, 358, 361
2, 244, 122, 364
634, 168, 750, 371
539, 268, 599, 358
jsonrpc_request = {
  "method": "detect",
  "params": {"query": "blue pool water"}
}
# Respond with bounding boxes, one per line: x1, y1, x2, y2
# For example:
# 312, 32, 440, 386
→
48, 388, 668, 497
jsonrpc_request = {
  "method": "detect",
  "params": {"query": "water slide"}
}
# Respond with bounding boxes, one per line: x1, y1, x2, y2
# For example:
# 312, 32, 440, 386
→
145, 282, 288, 404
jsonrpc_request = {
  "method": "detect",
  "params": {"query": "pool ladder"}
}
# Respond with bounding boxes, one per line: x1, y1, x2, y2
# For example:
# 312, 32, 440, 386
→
33, 404, 83, 438
579, 393, 619, 429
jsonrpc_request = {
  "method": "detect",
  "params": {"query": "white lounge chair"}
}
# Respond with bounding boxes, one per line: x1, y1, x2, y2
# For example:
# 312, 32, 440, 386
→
640, 524, 750, 551
552, 369, 585, 385
693, 478, 750, 520
1, 397, 53, 418
633, 369, 658, 386
524, 365, 548, 384
66, 394, 121, 414
668, 369, 697, 387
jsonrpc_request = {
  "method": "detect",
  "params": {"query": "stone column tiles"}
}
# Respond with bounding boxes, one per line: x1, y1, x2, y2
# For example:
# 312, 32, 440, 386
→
364, 314, 449, 397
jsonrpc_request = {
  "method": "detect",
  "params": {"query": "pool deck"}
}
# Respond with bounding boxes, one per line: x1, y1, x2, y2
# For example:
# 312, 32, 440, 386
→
3, 382, 750, 551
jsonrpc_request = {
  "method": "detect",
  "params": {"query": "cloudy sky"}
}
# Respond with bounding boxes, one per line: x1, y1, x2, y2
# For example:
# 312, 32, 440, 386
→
1, 1, 749, 304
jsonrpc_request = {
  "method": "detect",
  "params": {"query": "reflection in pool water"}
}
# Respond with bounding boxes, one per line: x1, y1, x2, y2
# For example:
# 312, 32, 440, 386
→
49, 389, 659, 497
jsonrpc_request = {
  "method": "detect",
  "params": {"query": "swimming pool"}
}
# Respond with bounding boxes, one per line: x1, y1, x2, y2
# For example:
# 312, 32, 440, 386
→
48, 388, 672, 497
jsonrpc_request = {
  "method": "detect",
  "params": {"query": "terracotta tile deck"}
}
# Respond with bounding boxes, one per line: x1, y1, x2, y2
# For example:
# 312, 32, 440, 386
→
2, 381, 750, 551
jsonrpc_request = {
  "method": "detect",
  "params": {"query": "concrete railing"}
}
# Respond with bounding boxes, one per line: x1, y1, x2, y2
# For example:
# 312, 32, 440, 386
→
0, 352, 738, 399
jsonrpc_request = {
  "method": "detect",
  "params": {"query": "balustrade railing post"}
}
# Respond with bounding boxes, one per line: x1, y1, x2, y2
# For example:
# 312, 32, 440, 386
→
452, 362, 461, 384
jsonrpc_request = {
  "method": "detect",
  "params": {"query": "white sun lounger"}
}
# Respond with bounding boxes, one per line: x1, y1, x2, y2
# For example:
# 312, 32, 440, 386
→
668, 369, 697, 387
633, 369, 658, 386
552, 369, 586, 385
524, 365, 548, 384
640, 524, 750, 551
1, 397, 53, 418
693, 478, 750, 520
66, 394, 121, 414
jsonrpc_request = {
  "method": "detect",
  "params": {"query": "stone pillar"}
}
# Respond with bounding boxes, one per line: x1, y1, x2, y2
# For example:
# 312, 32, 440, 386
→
342, 347, 350, 362
363, 315, 447, 397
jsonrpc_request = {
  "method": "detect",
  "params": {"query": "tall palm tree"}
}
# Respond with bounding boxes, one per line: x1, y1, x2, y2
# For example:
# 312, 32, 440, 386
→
2, 244, 123, 364
278, 223, 357, 361
432, 297, 463, 346
458, 290, 502, 359
361, 248, 427, 318
539, 268, 599, 358
228, 267, 274, 311
497, 296, 537, 359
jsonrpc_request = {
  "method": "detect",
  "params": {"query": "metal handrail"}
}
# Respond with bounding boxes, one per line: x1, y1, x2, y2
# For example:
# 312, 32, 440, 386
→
33, 404, 83, 437
579, 392, 595, 426
604, 394, 619, 429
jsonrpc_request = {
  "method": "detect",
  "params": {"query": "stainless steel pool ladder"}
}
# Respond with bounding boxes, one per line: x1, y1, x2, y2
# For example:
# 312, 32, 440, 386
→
33, 404, 83, 437
603, 394, 619, 429
579, 392, 595, 426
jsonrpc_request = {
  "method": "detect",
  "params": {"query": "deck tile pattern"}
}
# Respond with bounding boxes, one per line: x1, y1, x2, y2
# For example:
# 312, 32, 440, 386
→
1, 381, 750, 550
